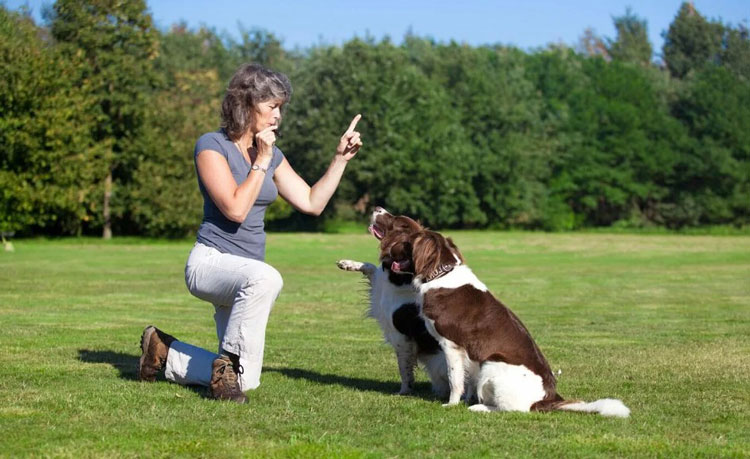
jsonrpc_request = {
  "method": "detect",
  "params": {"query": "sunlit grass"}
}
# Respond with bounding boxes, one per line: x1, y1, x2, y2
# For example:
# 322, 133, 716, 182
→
0, 232, 748, 457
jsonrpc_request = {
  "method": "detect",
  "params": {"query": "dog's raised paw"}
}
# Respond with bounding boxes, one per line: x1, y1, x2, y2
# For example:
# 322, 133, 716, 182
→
337, 260, 364, 271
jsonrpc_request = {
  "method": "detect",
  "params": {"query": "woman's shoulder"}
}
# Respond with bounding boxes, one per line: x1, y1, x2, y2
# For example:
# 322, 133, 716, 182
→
197, 129, 230, 146
195, 129, 230, 157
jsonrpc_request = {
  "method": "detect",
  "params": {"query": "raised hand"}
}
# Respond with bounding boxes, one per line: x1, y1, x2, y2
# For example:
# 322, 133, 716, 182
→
255, 125, 278, 160
336, 114, 363, 160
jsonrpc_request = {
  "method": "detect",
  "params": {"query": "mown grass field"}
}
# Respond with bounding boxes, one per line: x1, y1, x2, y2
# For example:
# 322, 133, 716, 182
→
1, 232, 748, 457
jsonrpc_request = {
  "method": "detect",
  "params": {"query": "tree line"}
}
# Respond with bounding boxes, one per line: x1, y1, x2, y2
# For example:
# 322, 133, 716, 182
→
1, 1, 748, 237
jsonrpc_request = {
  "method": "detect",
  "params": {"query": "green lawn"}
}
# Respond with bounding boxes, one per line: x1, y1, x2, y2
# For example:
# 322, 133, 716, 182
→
1, 232, 748, 457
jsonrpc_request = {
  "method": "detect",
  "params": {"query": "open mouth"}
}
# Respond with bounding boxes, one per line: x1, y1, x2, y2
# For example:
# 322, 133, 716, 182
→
368, 224, 384, 240
390, 259, 412, 273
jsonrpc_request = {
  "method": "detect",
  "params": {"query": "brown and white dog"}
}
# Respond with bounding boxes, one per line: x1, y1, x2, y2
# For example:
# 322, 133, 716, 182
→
337, 208, 449, 397
389, 229, 630, 417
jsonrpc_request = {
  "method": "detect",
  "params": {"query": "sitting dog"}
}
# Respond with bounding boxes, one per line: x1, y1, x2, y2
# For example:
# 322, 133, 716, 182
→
337, 208, 449, 397
388, 229, 630, 417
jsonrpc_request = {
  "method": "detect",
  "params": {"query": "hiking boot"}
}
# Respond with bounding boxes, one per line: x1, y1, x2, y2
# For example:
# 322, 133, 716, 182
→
138, 325, 177, 382
210, 354, 247, 403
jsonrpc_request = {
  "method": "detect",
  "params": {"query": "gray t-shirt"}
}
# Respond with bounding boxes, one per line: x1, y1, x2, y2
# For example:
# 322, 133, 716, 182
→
193, 129, 285, 261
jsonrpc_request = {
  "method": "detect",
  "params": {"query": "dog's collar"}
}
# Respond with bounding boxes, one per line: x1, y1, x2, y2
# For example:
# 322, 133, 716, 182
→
425, 263, 456, 282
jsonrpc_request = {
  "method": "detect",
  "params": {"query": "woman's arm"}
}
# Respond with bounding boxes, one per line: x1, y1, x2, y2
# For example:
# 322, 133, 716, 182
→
196, 149, 271, 223
275, 115, 362, 216
274, 156, 347, 216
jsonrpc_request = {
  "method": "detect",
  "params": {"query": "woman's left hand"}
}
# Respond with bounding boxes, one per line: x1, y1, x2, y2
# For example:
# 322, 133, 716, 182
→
336, 114, 363, 161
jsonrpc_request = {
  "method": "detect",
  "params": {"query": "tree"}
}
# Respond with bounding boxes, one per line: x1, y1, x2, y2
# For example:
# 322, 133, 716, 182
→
0, 6, 101, 236
424, 43, 553, 229
525, 48, 591, 230
281, 39, 480, 229
663, 2, 723, 78
3, 3, 748, 235
608, 7, 653, 66
577, 28, 609, 60
671, 67, 750, 225
228, 26, 292, 73
527, 48, 691, 228
49, 0, 158, 238
721, 23, 750, 79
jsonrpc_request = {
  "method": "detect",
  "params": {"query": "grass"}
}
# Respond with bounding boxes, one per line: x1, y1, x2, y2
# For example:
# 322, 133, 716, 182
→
0, 231, 748, 457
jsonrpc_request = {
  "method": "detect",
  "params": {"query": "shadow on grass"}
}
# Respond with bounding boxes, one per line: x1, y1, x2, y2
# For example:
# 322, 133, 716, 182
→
76, 351, 437, 401
77, 349, 209, 398
264, 366, 439, 401
78, 349, 140, 380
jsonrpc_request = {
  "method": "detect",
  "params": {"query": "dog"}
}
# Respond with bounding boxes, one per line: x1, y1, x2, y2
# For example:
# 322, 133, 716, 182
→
337, 208, 449, 397
388, 228, 630, 417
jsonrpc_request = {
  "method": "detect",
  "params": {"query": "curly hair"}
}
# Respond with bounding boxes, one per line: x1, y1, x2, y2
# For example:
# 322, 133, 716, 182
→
221, 63, 292, 141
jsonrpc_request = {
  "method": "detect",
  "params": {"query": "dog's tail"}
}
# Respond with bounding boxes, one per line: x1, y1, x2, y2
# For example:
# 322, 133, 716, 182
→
532, 395, 630, 418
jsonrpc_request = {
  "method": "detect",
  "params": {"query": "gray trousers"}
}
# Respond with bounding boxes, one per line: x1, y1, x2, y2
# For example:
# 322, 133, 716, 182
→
164, 242, 283, 391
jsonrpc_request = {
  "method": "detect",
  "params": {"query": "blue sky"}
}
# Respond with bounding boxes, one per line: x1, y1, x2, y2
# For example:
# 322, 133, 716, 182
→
5, 1, 749, 57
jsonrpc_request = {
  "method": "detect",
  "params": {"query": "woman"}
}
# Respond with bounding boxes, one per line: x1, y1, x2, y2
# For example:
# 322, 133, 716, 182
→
137, 63, 362, 403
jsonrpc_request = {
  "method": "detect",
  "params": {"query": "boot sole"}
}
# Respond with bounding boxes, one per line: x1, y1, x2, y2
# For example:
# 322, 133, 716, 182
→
138, 325, 156, 381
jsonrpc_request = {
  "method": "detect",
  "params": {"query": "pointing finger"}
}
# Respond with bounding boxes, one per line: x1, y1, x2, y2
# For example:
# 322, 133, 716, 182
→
345, 114, 362, 134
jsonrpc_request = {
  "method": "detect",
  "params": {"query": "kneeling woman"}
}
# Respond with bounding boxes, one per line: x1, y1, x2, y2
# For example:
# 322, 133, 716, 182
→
137, 63, 362, 403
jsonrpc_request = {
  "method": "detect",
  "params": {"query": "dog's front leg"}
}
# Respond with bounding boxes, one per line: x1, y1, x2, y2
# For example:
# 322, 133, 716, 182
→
442, 342, 466, 406
336, 260, 377, 282
394, 340, 418, 395
463, 359, 480, 405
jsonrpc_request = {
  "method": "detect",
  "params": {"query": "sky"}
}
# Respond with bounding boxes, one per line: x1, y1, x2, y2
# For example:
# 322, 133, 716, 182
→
5, 0, 749, 57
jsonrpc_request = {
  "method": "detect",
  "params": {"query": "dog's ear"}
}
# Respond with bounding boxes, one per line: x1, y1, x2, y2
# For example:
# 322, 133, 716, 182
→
393, 216, 420, 233
393, 218, 408, 232
411, 232, 440, 279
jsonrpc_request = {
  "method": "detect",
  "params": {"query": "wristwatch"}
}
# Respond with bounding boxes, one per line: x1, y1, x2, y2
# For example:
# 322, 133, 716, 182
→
250, 164, 267, 174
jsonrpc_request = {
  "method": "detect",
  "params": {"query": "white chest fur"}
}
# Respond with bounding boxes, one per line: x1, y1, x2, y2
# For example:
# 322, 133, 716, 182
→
368, 268, 418, 338
416, 265, 488, 302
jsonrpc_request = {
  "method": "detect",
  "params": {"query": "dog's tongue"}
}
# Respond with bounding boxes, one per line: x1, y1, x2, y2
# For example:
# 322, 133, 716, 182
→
391, 260, 407, 272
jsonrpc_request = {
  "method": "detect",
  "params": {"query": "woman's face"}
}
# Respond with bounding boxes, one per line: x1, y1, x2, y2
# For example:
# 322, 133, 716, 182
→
251, 98, 283, 134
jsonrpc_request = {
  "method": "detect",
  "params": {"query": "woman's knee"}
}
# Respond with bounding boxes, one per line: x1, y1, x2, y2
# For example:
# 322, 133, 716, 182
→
241, 264, 283, 299
263, 266, 284, 297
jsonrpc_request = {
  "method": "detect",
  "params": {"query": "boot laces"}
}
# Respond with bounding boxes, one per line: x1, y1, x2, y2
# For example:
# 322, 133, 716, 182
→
219, 359, 241, 385
225, 353, 244, 376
